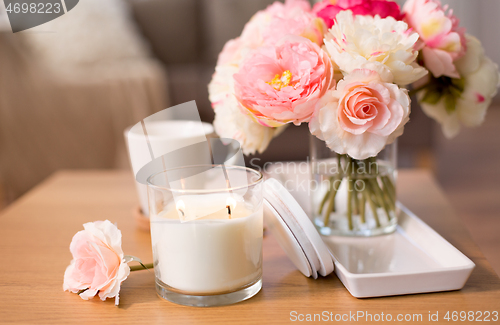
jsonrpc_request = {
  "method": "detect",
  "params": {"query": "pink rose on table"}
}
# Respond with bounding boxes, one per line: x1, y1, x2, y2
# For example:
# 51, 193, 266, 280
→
314, 0, 403, 28
234, 35, 334, 127
403, 0, 466, 78
63, 220, 130, 305
310, 69, 410, 159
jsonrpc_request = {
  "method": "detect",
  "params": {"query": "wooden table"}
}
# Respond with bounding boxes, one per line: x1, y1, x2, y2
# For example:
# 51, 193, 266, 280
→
0, 170, 499, 324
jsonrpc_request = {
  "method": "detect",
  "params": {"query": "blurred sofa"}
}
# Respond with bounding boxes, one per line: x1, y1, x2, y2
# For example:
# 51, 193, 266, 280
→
0, 0, 169, 203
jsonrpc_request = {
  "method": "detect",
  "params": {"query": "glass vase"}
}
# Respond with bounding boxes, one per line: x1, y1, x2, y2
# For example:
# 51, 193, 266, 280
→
310, 135, 398, 237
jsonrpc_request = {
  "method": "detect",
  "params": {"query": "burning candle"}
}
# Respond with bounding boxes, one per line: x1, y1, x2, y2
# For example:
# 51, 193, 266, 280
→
148, 166, 263, 306
151, 194, 262, 294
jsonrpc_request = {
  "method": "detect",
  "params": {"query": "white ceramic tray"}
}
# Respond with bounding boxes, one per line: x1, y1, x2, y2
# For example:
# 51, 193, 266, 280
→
267, 169, 475, 298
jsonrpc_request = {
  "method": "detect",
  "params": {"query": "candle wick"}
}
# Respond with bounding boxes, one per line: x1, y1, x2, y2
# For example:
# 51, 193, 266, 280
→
226, 205, 232, 219
178, 209, 185, 217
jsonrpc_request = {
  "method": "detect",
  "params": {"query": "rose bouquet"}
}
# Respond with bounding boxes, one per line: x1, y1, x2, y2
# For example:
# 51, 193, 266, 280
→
208, 0, 499, 235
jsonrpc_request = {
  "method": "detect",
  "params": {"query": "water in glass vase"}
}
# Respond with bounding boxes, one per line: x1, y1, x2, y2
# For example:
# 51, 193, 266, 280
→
311, 156, 398, 237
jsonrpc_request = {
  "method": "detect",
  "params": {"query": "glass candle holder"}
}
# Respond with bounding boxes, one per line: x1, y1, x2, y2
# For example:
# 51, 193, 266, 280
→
147, 165, 263, 307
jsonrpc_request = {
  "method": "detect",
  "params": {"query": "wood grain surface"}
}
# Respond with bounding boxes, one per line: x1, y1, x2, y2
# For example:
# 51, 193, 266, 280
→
0, 170, 499, 324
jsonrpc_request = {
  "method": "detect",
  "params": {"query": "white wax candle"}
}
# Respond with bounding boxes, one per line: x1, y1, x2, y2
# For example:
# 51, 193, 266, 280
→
150, 194, 263, 294
125, 120, 214, 216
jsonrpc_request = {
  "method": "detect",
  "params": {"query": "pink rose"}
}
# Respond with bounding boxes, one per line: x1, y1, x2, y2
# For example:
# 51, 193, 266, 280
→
403, 0, 466, 78
314, 0, 403, 28
234, 35, 334, 127
63, 220, 130, 305
310, 69, 410, 159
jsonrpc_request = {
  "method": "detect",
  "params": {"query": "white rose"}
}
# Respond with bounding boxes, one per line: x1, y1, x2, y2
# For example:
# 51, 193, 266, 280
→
212, 94, 284, 155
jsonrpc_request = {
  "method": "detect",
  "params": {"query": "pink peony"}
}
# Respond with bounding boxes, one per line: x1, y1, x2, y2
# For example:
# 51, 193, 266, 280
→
63, 220, 130, 305
262, 0, 326, 45
217, 0, 327, 66
233, 35, 334, 127
240, 0, 327, 47
209, 1, 327, 155
403, 0, 466, 78
310, 69, 410, 159
314, 0, 403, 28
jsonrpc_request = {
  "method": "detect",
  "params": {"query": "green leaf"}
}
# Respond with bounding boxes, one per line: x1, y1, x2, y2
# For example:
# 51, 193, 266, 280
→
444, 94, 457, 114
449, 86, 463, 98
451, 77, 466, 92
421, 89, 442, 105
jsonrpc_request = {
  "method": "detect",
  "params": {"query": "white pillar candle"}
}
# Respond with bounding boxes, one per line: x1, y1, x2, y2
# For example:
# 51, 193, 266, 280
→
150, 193, 263, 294
125, 120, 214, 216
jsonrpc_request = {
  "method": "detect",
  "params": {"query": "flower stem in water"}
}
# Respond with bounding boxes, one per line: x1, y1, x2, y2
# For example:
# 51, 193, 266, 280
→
346, 156, 354, 230
318, 176, 334, 215
359, 186, 366, 224
362, 184, 381, 228
323, 177, 339, 226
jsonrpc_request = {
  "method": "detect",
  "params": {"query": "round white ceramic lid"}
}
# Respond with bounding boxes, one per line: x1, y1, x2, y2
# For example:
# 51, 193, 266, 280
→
263, 178, 334, 278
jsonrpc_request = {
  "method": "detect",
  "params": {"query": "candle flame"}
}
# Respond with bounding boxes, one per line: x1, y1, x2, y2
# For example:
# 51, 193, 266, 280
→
226, 197, 237, 219
226, 197, 237, 210
176, 199, 185, 218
